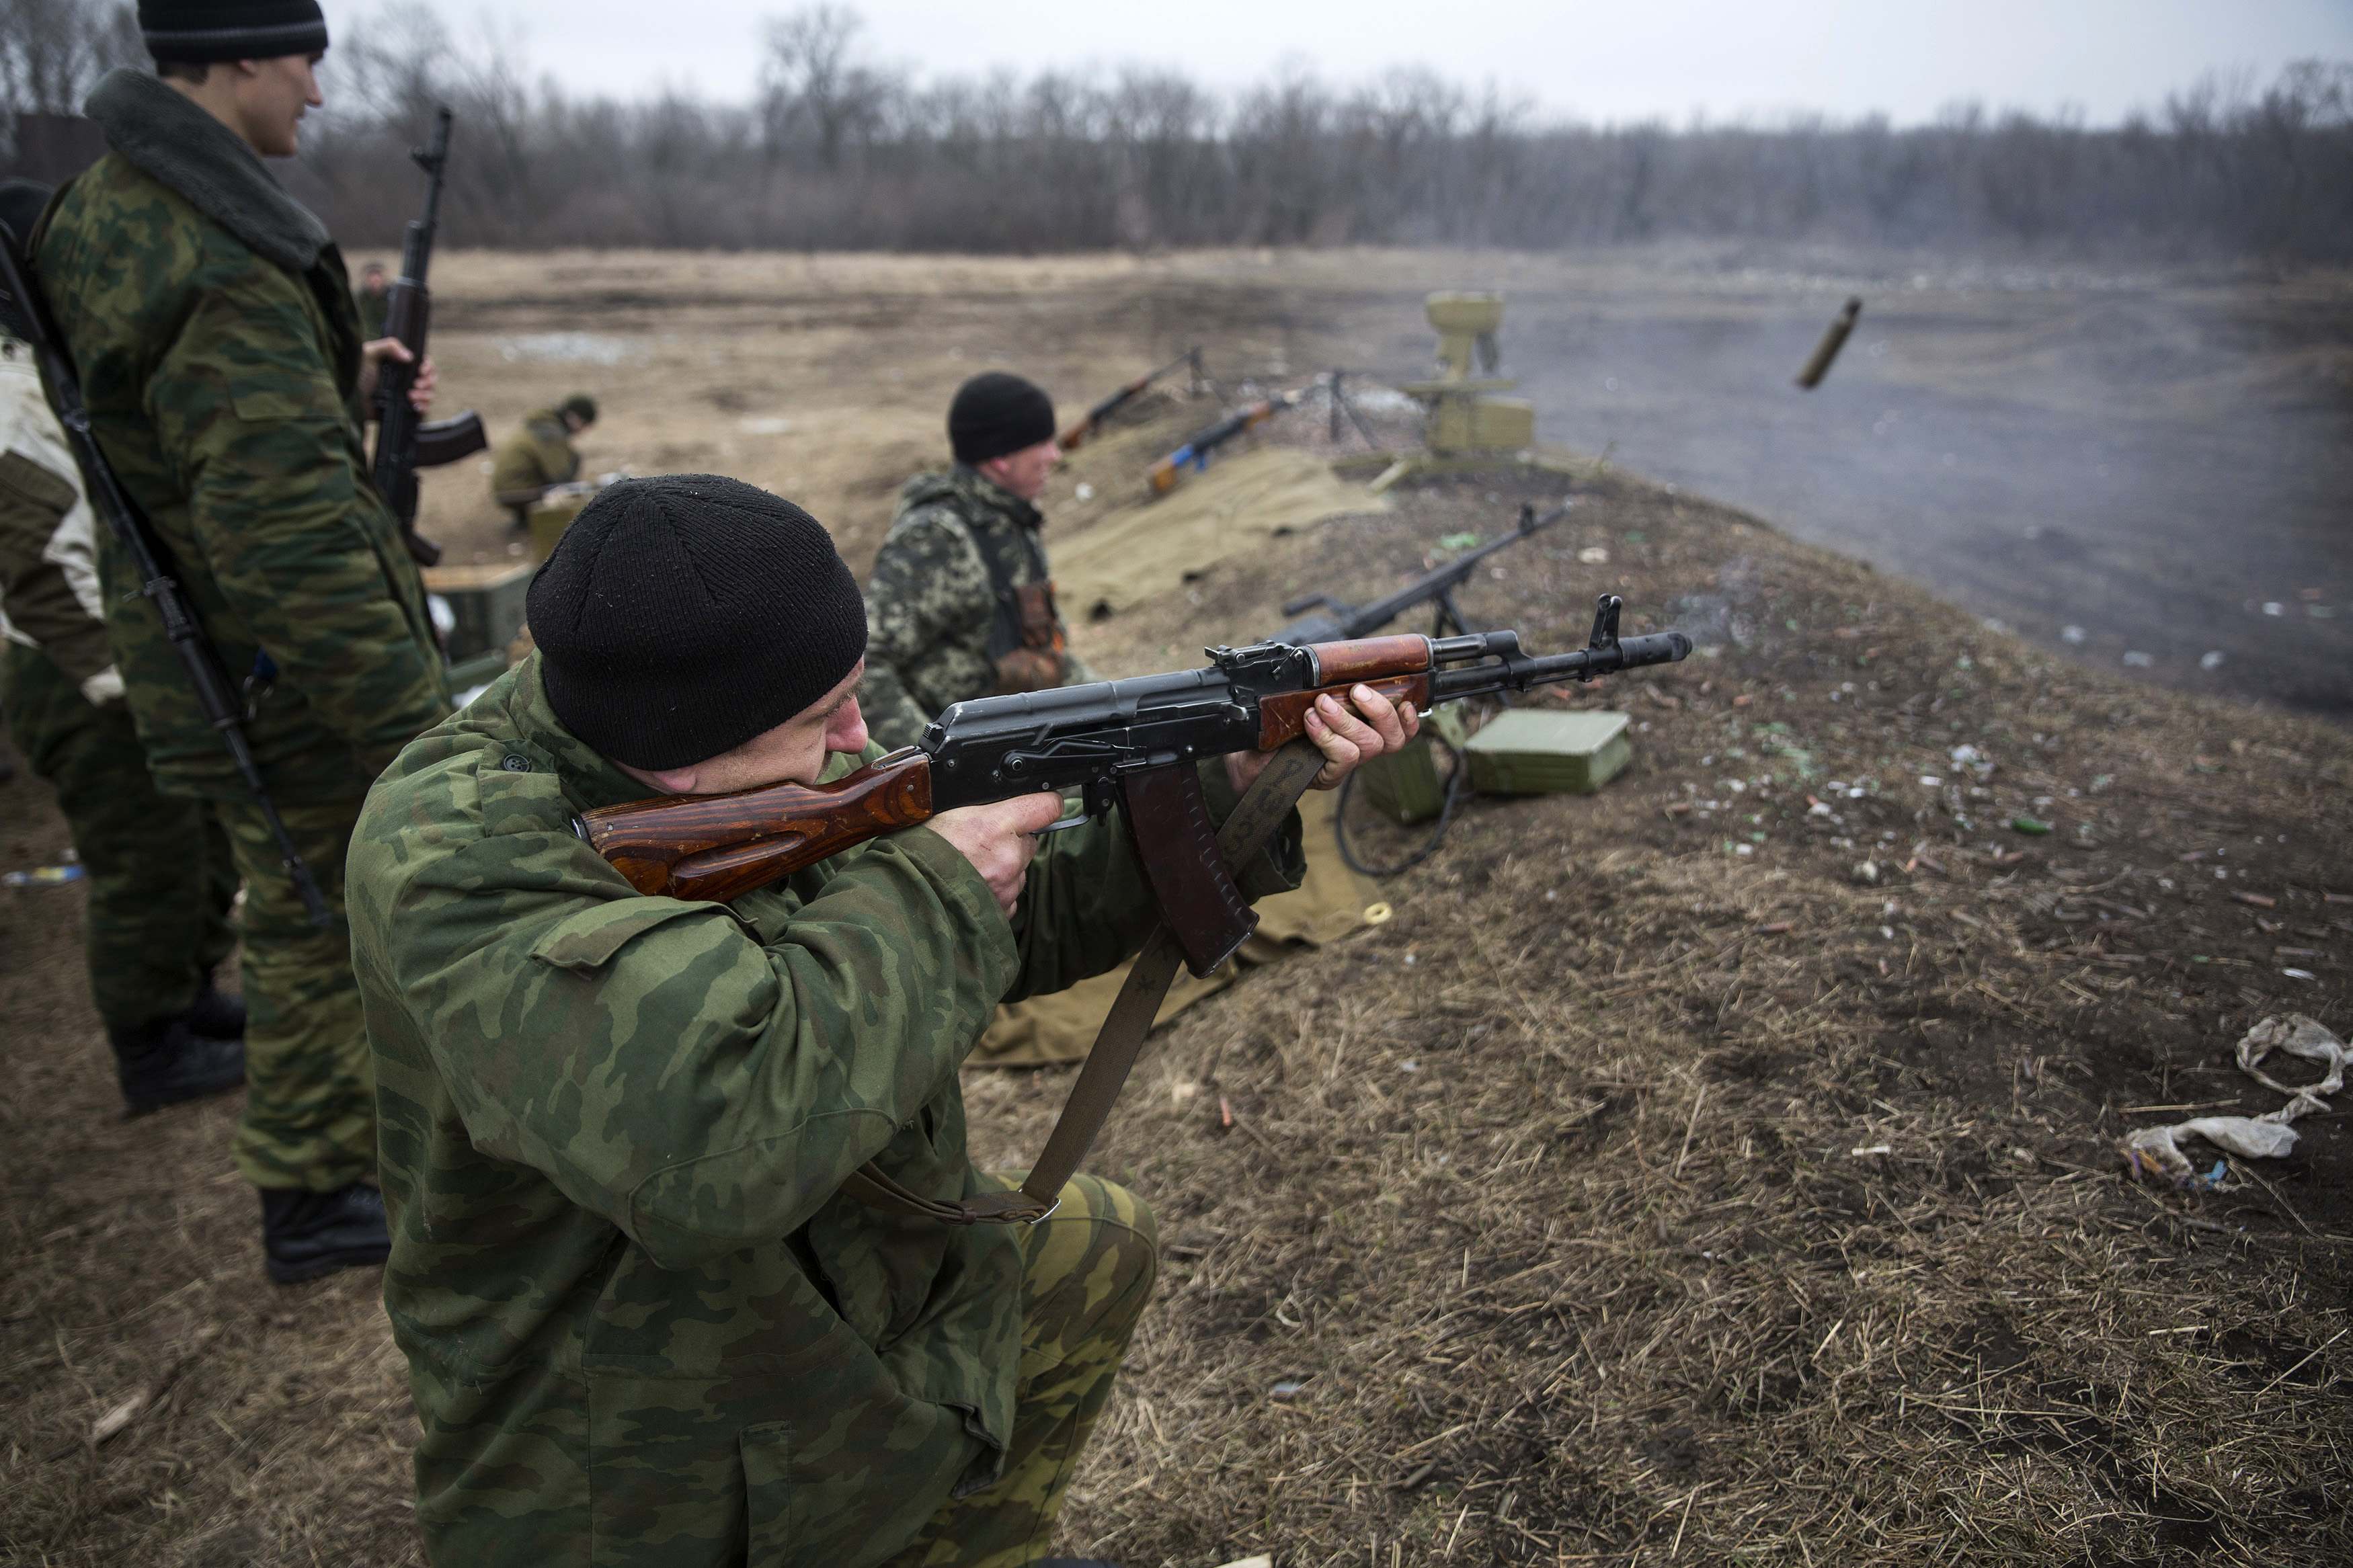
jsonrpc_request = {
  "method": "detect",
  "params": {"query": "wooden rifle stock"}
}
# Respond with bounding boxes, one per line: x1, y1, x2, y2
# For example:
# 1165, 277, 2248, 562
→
580, 751, 934, 903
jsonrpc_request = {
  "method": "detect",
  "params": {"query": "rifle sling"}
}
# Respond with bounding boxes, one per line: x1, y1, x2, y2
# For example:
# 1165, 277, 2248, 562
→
842, 737, 1326, 1227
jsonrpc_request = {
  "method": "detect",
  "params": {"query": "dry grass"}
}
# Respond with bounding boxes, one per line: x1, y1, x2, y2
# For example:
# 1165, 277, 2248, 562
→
3, 257, 2350, 1566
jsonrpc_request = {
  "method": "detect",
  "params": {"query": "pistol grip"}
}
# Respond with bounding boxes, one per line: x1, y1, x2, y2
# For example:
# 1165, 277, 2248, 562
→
1119, 764, 1256, 978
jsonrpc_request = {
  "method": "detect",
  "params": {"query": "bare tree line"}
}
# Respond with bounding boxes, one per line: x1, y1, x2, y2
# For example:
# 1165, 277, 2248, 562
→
7, 1, 2352, 261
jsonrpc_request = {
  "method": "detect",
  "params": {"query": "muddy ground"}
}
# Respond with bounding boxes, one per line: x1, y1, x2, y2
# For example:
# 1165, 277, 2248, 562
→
3, 249, 2350, 1566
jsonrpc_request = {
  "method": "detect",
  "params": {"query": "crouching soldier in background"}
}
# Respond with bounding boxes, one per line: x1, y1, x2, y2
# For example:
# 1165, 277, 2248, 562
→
36, 0, 452, 1282
490, 392, 597, 526
860, 371, 1091, 749
346, 475, 1413, 1566
355, 259, 390, 339
0, 310, 243, 1114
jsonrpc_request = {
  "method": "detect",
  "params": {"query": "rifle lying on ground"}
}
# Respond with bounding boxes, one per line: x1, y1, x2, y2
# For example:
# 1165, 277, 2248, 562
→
1275, 501, 1573, 877
1146, 383, 1310, 495
580, 601, 1688, 1225
0, 181, 331, 924
370, 106, 488, 567
1059, 347, 1202, 452
1273, 499, 1566, 644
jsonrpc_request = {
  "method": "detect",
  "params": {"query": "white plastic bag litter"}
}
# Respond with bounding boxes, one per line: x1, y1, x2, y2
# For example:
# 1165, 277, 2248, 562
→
2124, 1014, 2346, 1183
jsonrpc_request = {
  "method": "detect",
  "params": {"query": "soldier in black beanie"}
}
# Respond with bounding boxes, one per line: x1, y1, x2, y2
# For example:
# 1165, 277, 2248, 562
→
861, 370, 1094, 751
39, 0, 445, 1284
139, 0, 330, 66
349, 468, 1409, 1567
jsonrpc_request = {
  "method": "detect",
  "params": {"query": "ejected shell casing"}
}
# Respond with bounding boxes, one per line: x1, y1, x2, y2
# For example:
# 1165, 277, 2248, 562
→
1794, 297, 1864, 390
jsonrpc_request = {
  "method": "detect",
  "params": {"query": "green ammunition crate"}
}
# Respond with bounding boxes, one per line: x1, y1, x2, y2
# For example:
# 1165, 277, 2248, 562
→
1357, 706, 1468, 824
1462, 709, 1632, 795
422, 559, 536, 665
528, 493, 590, 563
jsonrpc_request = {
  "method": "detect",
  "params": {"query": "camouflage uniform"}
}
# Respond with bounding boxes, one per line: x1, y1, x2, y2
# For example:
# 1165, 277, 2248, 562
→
37, 69, 452, 1188
490, 408, 582, 522
348, 655, 1302, 1567
0, 335, 236, 1034
861, 468, 1094, 751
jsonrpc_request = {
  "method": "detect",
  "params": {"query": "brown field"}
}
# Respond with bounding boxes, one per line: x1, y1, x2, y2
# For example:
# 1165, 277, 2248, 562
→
3, 249, 2350, 1567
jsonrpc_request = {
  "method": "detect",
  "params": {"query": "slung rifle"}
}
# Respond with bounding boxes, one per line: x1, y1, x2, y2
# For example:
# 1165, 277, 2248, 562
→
0, 179, 330, 924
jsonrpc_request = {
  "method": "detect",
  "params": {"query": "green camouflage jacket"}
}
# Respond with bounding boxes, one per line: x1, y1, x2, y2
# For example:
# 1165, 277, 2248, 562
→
348, 655, 1302, 1565
490, 407, 581, 507
36, 69, 449, 800
860, 467, 1094, 751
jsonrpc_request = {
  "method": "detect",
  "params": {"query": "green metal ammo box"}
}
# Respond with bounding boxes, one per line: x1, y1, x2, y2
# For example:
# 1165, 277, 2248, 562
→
1357, 706, 1469, 824
422, 560, 535, 665
1462, 710, 1632, 795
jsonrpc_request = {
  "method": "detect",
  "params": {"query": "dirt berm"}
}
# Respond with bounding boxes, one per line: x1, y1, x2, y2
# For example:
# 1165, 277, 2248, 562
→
1, 430, 2347, 1565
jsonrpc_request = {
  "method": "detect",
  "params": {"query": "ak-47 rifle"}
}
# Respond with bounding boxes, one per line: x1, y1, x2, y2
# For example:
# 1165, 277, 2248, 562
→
580, 600, 1687, 1227
1146, 382, 1310, 495
580, 601, 1688, 954
1274, 500, 1566, 644
0, 180, 331, 925
1059, 347, 1201, 452
370, 106, 488, 568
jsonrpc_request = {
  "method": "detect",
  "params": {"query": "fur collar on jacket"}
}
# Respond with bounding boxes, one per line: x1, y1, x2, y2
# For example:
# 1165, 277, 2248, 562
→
83, 68, 329, 273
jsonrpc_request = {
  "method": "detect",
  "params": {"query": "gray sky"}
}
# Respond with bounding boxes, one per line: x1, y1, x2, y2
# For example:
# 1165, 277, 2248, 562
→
321, 0, 2353, 124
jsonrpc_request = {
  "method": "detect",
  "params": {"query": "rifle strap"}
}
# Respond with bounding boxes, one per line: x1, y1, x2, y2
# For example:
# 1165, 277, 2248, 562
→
840, 738, 1326, 1227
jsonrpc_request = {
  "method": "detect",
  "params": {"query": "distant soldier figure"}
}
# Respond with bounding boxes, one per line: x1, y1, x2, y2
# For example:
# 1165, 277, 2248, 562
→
36, 1, 452, 1283
861, 371, 1092, 749
0, 316, 245, 1114
355, 259, 389, 339
490, 393, 597, 526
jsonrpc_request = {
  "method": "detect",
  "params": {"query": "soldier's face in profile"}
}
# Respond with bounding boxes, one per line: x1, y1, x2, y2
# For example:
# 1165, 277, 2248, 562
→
237, 52, 325, 159
983, 437, 1061, 503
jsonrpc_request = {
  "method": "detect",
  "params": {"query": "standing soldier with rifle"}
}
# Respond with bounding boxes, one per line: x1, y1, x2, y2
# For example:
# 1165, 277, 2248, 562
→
29, 0, 452, 1284
0, 210, 244, 1116
861, 371, 1095, 749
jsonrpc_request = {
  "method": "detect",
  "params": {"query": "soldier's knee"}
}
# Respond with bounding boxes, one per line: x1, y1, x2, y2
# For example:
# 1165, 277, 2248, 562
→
1086, 1179, 1158, 1309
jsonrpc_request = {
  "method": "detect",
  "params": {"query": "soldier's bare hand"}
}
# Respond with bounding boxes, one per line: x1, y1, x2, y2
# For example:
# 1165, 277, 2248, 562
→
357, 339, 436, 416
1227, 683, 1421, 796
926, 792, 1065, 917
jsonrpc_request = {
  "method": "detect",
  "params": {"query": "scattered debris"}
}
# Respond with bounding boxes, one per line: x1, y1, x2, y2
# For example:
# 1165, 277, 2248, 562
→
2124, 1014, 2346, 1183
3, 863, 85, 889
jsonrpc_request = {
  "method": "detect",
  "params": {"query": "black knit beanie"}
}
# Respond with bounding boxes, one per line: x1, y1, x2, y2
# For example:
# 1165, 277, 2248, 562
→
560, 393, 599, 425
141, 0, 329, 63
948, 372, 1055, 466
528, 476, 868, 770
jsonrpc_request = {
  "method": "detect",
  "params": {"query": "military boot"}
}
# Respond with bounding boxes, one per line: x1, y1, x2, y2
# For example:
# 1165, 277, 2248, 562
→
108, 1015, 246, 1116
182, 986, 247, 1040
260, 1184, 391, 1286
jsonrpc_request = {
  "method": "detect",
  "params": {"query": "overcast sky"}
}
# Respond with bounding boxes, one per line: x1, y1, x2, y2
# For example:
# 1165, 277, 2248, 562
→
319, 0, 2353, 125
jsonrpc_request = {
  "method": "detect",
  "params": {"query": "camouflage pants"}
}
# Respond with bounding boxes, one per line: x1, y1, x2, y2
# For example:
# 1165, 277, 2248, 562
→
210, 784, 378, 1191
0, 642, 236, 1033
885, 1173, 1158, 1568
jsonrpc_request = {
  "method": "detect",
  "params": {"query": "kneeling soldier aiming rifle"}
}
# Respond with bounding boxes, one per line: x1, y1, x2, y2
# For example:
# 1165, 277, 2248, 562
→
346, 474, 1422, 1567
